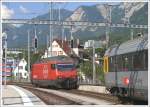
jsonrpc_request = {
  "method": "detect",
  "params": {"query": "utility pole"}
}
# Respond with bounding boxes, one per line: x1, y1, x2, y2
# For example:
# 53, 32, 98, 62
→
58, 3, 64, 47
49, 2, 53, 57
130, 29, 134, 40
34, 25, 38, 53
18, 58, 19, 82
105, 4, 112, 48
12, 58, 14, 81
92, 40, 96, 85
62, 28, 64, 43
4, 33, 7, 87
47, 35, 49, 58
70, 26, 73, 54
27, 30, 30, 82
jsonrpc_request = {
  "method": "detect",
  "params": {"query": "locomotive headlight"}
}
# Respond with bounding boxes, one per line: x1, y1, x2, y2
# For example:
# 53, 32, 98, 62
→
58, 76, 62, 79
123, 77, 129, 85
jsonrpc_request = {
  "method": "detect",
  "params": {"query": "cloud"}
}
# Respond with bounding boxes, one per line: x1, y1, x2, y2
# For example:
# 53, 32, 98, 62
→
2, 5, 14, 19
19, 5, 29, 13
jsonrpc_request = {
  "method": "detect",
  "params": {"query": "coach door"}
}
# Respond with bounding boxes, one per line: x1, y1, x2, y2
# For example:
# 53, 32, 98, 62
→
104, 56, 109, 73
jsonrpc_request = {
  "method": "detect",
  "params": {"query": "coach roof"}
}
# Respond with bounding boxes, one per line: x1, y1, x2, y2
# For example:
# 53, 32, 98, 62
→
105, 34, 148, 56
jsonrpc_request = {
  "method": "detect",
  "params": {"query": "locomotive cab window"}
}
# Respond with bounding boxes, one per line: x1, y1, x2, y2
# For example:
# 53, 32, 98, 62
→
57, 64, 75, 71
51, 64, 56, 69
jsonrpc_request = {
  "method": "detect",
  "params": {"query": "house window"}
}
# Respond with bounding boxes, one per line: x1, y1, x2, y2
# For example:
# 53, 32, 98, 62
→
52, 51, 57, 56
58, 51, 63, 55
18, 66, 23, 70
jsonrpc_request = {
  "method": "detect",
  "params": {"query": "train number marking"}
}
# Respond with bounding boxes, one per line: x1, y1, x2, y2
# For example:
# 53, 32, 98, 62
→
43, 65, 48, 79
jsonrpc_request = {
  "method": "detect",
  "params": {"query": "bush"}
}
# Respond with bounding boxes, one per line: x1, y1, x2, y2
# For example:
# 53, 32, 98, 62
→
79, 60, 104, 84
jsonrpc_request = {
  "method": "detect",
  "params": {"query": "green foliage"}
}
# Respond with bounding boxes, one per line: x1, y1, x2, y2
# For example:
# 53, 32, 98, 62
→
23, 50, 44, 66
18, 53, 23, 59
80, 61, 104, 84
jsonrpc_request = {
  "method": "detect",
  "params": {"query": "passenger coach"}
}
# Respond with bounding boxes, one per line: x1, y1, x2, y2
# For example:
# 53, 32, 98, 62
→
103, 34, 148, 101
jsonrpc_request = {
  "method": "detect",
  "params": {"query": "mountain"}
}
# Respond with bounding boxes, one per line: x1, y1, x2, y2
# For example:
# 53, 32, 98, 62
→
66, 5, 104, 22
2, 9, 73, 48
130, 3, 148, 24
3, 2, 148, 48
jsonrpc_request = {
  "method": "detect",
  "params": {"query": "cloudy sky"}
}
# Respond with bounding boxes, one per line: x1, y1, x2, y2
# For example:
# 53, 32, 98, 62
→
2, 2, 105, 19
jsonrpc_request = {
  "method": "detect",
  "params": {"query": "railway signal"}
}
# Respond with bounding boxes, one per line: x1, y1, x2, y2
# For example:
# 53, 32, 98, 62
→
34, 37, 38, 49
71, 39, 73, 48
3, 48, 5, 59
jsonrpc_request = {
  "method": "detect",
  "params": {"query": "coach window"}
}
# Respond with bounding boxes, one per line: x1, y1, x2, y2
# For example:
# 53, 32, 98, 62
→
117, 55, 122, 71
109, 57, 113, 72
127, 53, 132, 71
110, 56, 116, 72
144, 50, 148, 70
122, 55, 130, 71
133, 51, 144, 71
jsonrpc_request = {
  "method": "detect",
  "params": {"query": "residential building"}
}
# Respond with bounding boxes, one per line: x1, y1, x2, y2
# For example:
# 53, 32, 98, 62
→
42, 39, 80, 58
13, 58, 28, 80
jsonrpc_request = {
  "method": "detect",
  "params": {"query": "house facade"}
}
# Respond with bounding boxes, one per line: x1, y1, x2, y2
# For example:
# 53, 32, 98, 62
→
13, 58, 28, 80
42, 39, 79, 58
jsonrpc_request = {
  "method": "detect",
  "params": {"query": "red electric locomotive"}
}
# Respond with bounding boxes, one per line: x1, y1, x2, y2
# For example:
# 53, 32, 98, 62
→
31, 55, 79, 89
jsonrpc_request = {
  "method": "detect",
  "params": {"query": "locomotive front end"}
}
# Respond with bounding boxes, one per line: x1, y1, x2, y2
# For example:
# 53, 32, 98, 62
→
51, 63, 79, 89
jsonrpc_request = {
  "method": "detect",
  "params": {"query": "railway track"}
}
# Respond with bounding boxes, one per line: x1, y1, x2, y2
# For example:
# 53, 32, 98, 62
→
15, 85, 81, 105
11, 83, 116, 105
10, 82, 147, 105
60, 89, 119, 103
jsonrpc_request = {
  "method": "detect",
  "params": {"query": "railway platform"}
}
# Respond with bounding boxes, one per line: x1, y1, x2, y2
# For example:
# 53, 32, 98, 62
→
78, 85, 109, 94
2, 85, 45, 106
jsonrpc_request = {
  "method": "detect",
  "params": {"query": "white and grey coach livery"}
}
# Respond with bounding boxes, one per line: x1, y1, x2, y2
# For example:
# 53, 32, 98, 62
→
103, 34, 148, 101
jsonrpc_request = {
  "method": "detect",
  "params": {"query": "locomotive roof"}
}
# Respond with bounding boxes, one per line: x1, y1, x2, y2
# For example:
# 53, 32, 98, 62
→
105, 34, 148, 56
37, 55, 74, 63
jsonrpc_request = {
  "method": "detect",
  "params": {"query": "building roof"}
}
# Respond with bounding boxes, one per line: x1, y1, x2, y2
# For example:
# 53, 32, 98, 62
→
53, 39, 71, 55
